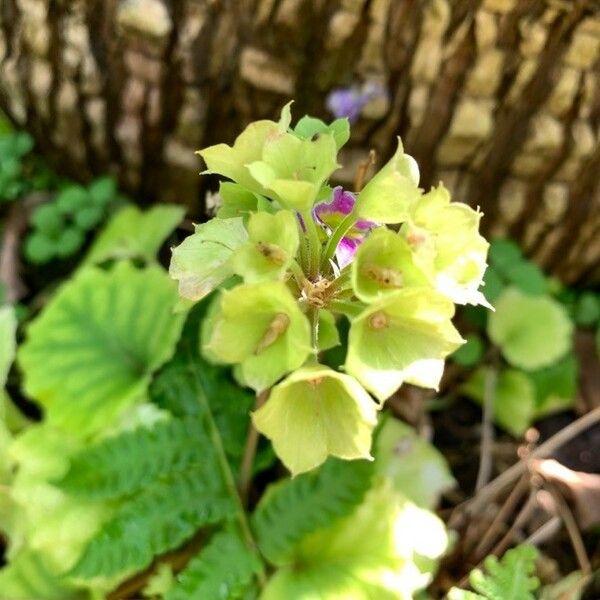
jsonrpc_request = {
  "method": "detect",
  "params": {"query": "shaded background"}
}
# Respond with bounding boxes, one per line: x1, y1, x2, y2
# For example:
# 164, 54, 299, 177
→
1, 0, 599, 282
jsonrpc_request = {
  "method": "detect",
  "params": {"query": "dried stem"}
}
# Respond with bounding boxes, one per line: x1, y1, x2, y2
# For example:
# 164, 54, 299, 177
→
475, 366, 497, 492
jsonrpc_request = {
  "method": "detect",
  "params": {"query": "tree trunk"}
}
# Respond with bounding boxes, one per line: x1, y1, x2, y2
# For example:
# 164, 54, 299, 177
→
1, 0, 599, 283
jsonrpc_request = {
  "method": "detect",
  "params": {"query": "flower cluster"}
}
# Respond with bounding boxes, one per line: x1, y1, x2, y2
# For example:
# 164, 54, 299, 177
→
169, 105, 490, 475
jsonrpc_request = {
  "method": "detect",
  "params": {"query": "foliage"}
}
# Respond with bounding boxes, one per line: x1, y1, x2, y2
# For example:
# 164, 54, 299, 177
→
18, 262, 185, 436
171, 104, 488, 474
165, 530, 262, 600
24, 177, 120, 264
448, 545, 540, 600
453, 239, 579, 436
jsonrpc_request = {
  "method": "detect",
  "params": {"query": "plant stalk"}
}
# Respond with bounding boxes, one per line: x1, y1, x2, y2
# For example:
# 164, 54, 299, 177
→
321, 211, 357, 271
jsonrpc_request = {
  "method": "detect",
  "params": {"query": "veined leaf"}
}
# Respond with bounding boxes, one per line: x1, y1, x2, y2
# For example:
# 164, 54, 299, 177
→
165, 530, 262, 600
83, 204, 184, 265
18, 262, 185, 436
70, 468, 235, 580
58, 417, 212, 500
448, 545, 539, 600
251, 457, 374, 565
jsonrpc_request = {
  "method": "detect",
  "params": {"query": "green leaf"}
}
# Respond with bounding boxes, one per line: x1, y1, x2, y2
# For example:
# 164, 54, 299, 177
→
354, 138, 421, 223
88, 176, 117, 207
58, 417, 211, 500
55, 227, 84, 258
14, 132, 34, 156
488, 239, 523, 276
56, 186, 89, 214
23, 232, 56, 264
73, 205, 104, 230
205, 281, 311, 392
488, 287, 573, 370
70, 468, 235, 580
505, 261, 548, 296
345, 288, 464, 401
451, 333, 485, 367
251, 457, 374, 565
261, 480, 449, 600
165, 530, 262, 600
318, 309, 340, 351
293, 115, 350, 150
252, 365, 378, 474
31, 203, 64, 235
231, 210, 300, 282
482, 266, 505, 303
529, 354, 578, 418
216, 182, 268, 220
169, 217, 248, 301
462, 367, 536, 437
574, 292, 600, 327
18, 262, 185, 436
375, 417, 455, 508
351, 227, 429, 303
448, 545, 539, 600
0, 304, 17, 387
84, 204, 184, 266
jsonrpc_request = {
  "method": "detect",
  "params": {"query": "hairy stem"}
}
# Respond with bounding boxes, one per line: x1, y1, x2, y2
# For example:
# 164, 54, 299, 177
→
238, 390, 269, 506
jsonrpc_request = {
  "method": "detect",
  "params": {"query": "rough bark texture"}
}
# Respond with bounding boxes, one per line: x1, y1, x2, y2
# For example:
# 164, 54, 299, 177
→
1, 0, 599, 282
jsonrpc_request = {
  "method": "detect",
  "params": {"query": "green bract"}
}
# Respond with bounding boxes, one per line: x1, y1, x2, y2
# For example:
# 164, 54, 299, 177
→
354, 139, 421, 223
346, 288, 464, 401
261, 480, 449, 599
404, 184, 490, 307
232, 210, 299, 282
488, 287, 572, 370
352, 227, 429, 302
205, 281, 312, 392
252, 365, 378, 475
169, 217, 248, 301
18, 262, 185, 436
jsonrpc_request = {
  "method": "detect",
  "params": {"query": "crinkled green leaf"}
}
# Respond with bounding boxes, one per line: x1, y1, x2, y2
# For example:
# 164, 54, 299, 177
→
352, 227, 429, 303
345, 288, 464, 402
253, 365, 378, 474
261, 480, 449, 600
232, 210, 299, 282
216, 182, 272, 220
482, 266, 505, 304
205, 281, 311, 392
488, 239, 523, 276
462, 367, 536, 437
488, 287, 573, 370
375, 418, 455, 508
505, 261, 548, 296
169, 217, 248, 301
84, 204, 184, 265
354, 138, 420, 224
18, 262, 185, 436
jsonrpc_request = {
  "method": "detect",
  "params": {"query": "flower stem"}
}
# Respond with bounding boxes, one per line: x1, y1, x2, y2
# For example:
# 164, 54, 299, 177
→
238, 390, 269, 506
321, 211, 357, 271
301, 209, 322, 279
289, 259, 306, 286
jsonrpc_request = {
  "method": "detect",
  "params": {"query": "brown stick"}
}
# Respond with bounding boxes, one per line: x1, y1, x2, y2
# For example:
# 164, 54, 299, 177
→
354, 149, 376, 192
238, 389, 269, 506
465, 405, 600, 516
475, 367, 497, 492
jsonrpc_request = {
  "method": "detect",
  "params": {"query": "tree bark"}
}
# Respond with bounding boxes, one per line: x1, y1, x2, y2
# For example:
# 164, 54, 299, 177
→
1, 0, 599, 283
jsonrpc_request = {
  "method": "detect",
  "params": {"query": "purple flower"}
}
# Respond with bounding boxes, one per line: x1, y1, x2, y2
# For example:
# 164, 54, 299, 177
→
326, 81, 389, 123
314, 187, 377, 268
